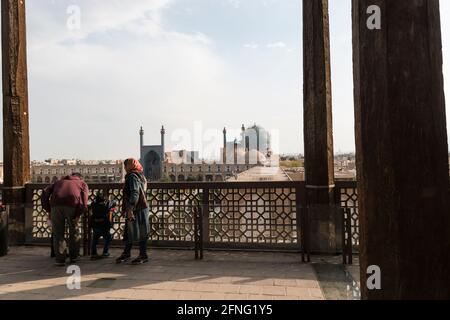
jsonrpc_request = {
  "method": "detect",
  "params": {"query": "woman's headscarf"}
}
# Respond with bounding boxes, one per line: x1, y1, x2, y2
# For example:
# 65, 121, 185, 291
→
124, 158, 143, 174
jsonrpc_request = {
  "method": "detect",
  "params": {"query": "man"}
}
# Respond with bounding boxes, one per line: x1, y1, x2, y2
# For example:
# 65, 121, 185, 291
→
42, 173, 89, 266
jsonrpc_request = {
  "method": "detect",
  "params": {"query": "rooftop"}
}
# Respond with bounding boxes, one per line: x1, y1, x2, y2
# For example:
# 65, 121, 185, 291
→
229, 166, 292, 182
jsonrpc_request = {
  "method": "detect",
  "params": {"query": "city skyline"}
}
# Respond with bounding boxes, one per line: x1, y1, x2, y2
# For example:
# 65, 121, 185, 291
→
0, 0, 449, 161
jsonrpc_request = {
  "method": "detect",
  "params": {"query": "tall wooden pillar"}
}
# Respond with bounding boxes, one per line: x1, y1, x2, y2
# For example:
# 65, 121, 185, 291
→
302, 0, 340, 254
352, 0, 450, 299
303, 0, 335, 205
1, 0, 31, 245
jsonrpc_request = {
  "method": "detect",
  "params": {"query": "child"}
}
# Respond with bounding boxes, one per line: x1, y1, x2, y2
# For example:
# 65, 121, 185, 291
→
90, 192, 117, 260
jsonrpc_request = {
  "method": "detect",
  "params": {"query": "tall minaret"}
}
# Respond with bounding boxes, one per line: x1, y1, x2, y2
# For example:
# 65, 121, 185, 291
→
223, 127, 227, 164
161, 126, 166, 162
255, 125, 261, 165
241, 124, 246, 149
234, 139, 238, 165
139, 126, 144, 163
245, 136, 250, 165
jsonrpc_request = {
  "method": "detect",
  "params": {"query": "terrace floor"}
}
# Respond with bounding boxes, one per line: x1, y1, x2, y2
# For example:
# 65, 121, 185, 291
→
0, 246, 360, 300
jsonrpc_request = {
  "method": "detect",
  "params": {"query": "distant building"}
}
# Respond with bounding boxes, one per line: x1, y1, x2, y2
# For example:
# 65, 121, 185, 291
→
164, 163, 254, 182
222, 124, 273, 166
165, 150, 200, 165
139, 126, 166, 181
31, 161, 125, 184
139, 126, 262, 182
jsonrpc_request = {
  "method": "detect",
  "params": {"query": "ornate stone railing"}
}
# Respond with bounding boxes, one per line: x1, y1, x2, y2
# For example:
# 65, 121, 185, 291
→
335, 181, 359, 251
24, 181, 361, 254
25, 182, 306, 250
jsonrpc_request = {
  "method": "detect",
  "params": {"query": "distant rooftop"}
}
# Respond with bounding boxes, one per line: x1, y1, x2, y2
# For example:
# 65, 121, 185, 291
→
229, 166, 291, 182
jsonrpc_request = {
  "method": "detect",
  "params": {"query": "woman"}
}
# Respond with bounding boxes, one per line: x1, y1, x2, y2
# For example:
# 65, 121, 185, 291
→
116, 158, 150, 264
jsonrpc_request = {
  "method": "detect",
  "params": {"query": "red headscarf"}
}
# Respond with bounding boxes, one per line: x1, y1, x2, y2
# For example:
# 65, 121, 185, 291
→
124, 158, 143, 174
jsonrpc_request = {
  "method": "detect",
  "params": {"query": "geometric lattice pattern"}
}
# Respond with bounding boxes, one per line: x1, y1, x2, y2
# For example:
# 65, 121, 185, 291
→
31, 188, 51, 239
147, 187, 201, 242
27, 184, 299, 249
28, 183, 362, 251
208, 187, 298, 244
29, 184, 200, 243
338, 185, 359, 251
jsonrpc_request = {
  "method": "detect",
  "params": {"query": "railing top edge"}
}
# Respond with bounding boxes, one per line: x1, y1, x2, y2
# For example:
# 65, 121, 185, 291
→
335, 181, 358, 188
25, 181, 305, 190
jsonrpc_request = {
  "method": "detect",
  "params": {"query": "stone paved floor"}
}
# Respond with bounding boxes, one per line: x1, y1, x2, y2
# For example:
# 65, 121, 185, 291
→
311, 255, 361, 300
0, 246, 358, 300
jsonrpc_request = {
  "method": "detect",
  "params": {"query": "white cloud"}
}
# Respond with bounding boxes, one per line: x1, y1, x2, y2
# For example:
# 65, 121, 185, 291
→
13, 0, 446, 159
244, 42, 259, 49
266, 42, 287, 49
244, 42, 290, 51
23, 0, 233, 160
18, 0, 303, 160
225, 0, 241, 9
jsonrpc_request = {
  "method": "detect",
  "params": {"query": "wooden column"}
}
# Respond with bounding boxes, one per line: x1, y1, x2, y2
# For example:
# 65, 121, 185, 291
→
303, 0, 335, 205
352, 0, 450, 299
2, 0, 31, 245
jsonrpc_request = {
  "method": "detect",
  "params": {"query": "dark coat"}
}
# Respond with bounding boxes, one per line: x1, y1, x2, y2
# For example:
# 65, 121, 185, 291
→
122, 172, 148, 212
122, 172, 150, 242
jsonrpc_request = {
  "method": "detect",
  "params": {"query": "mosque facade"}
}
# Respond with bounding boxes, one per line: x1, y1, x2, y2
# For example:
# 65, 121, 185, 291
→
139, 125, 273, 182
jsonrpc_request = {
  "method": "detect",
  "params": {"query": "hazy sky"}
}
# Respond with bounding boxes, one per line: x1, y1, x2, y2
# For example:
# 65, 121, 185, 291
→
0, 0, 449, 161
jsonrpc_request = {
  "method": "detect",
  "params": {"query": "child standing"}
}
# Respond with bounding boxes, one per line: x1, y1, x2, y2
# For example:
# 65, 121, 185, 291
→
90, 192, 117, 260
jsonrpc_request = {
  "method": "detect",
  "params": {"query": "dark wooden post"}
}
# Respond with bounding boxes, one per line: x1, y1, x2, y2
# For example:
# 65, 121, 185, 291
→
352, 0, 450, 299
302, 0, 340, 254
1, 0, 31, 245
303, 0, 335, 205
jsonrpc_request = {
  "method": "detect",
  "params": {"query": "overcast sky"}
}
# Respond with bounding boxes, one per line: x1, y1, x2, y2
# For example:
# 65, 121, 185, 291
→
0, 0, 449, 161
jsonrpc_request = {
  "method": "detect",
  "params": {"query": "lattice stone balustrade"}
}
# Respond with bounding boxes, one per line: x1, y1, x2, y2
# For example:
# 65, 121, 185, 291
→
23, 181, 359, 252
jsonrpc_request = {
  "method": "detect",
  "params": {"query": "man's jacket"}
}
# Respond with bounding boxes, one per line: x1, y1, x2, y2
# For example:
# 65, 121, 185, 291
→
41, 175, 89, 219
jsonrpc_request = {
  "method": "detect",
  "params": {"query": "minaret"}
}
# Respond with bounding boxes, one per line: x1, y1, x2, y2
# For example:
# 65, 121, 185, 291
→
223, 127, 227, 164
160, 126, 166, 162
266, 131, 272, 161
139, 126, 144, 163
245, 136, 250, 165
255, 125, 260, 165
234, 139, 238, 165
241, 124, 246, 150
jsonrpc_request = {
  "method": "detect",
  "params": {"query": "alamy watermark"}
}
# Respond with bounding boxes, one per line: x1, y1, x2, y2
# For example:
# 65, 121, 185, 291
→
66, 5, 81, 31
166, 122, 281, 166
367, 5, 381, 30
367, 265, 382, 290
66, 265, 81, 290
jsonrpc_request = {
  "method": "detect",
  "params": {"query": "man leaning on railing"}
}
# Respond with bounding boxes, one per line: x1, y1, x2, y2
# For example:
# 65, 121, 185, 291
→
41, 173, 89, 266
